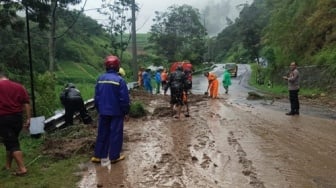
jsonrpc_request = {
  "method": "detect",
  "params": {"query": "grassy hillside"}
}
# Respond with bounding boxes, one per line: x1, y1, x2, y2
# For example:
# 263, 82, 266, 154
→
55, 62, 102, 100
125, 33, 150, 54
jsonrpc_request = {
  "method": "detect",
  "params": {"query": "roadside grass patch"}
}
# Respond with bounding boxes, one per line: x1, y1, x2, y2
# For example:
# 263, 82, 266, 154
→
0, 125, 94, 188
129, 101, 146, 118
249, 63, 325, 98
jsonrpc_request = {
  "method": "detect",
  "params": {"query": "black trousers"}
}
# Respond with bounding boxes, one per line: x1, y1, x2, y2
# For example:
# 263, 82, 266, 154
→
289, 89, 300, 112
64, 98, 87, 125
0, 113, 23, 152
170, 87, 184, 106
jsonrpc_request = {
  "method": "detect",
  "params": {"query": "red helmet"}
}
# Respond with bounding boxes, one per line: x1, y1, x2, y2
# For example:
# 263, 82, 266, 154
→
104, 55, 120, 70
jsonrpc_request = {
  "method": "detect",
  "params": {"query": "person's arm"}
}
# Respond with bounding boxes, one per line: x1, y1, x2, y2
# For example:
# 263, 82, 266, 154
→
283, 71, 291, 80
23, 103, 31, 128
119, 79, 130, 116
207, 75, 212, 89
288, 70, 299, 82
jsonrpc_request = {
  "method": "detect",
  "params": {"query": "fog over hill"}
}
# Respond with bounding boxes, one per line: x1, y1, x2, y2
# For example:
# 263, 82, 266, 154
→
77, 0, 252, 36
200, 0, 252, 36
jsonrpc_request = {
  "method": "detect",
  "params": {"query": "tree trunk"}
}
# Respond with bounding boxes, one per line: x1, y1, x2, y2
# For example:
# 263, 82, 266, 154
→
49, 0, 57, 72
131, 0, 138, 81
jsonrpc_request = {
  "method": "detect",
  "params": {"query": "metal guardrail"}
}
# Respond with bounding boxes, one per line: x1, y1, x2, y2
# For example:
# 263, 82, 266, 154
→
44, 98, 95, 132
43, 82, 138, 132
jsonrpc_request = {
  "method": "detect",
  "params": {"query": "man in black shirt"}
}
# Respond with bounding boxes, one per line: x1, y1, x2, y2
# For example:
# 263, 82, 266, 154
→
60, 83, 92, 126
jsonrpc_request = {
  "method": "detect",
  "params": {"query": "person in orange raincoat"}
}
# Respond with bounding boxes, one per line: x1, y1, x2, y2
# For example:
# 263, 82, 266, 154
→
137, 67, 144, 87
204, 72, 219, 99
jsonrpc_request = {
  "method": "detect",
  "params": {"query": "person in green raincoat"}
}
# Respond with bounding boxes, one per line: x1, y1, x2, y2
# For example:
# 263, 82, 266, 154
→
222, 69, 232, 94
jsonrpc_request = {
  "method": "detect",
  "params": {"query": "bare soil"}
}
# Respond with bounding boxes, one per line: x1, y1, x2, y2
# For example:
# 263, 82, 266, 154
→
42, 89, 208, 161
39, 85, 336, 188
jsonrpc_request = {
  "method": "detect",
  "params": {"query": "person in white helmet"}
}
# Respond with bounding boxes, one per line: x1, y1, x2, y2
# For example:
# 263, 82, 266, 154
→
118, 67, 126, 77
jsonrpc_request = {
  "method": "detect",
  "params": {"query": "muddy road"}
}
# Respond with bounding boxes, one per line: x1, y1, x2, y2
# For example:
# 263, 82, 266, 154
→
79, 64, 336, 188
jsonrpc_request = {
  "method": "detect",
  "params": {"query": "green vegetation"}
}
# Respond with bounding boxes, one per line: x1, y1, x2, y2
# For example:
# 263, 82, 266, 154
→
148, 4, 207, 64
125, 33, 150, 53
214, 0, 336, 91
129, 101, 146, 118
0, 126, 90, 188
249, 63, 324, 98
1, 1, 336, 186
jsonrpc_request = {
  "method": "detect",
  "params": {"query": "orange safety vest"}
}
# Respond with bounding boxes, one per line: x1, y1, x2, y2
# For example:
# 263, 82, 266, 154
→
161, 71, 168, 81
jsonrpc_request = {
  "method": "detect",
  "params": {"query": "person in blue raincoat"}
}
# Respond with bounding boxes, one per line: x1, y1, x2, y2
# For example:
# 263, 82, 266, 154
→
155, 69, 162, 94
91, 55, 130, 164
142, 68, 153, 94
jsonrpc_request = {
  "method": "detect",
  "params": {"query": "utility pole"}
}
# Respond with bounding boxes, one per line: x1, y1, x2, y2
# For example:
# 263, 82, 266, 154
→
131, 0, 138, 81
49, 0, 57, 72
25, 4, 36, 116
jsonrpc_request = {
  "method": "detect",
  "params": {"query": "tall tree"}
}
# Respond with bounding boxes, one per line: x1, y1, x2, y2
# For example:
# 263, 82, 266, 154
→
98, 0, 137, 61
149, 4, 207, 64
48, 0, 82, 72
0, 0, 49, 80
1, 0, 50, 30
236, 3, 263, 63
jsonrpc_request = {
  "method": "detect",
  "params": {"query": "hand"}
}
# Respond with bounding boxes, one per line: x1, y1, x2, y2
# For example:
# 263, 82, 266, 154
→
282, 76, 288, 80
24, 119, 30, 128
124, 115, 130, 122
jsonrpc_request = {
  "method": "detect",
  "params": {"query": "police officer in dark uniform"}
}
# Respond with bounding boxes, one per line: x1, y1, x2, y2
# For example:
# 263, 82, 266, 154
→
60, 83, 92, 126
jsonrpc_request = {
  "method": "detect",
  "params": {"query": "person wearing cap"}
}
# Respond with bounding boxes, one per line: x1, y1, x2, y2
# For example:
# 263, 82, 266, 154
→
91, 55, 130, 164
60, 83, 92, 126
283, 61, 300, 115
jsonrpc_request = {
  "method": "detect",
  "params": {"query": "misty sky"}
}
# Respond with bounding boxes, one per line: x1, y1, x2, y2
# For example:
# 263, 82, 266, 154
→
77, 0, 252, 36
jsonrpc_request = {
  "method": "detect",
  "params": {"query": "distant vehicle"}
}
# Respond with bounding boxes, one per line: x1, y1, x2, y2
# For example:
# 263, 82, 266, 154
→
213, 64, 225, 70
224, 63, 238, 77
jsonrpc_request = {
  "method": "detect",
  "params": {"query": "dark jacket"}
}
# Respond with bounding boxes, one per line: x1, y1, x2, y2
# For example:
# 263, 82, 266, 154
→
60, 86, 83, 106
166, 69, 187, 91
94, 69, 130, 116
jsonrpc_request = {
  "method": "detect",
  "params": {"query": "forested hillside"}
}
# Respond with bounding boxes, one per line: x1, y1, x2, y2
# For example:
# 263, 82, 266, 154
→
0, 0, 142, 117
0, 9, 111, 81
1, 0, 336, 117
213, 0, 336, 88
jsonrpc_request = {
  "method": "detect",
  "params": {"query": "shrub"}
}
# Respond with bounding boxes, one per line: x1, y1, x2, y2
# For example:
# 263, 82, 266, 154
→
34, 72, 57, 117
129, 101, 146, 118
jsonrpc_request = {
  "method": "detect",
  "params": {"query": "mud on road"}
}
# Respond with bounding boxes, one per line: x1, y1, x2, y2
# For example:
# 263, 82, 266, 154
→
77, 89, 336, 188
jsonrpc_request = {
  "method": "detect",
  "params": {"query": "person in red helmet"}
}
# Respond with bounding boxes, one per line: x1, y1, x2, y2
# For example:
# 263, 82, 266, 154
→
91, 55, 130, 164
